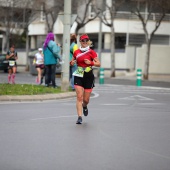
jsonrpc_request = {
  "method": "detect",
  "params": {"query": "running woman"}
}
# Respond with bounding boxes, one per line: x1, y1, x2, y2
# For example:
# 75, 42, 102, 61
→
6, 45, 18, 84
70, 34, 101, 124
34, 48, 44, 84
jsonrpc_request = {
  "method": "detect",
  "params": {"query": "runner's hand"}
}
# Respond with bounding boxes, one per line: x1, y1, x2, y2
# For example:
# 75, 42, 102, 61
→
84, 59, 91, 65
70, 60, 76, 66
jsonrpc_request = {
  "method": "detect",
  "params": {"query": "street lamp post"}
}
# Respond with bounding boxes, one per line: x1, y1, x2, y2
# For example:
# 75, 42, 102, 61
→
61, 0, 71, 91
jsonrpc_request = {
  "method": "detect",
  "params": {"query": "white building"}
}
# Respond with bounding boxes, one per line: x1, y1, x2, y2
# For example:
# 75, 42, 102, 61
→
1, 0, 170, 75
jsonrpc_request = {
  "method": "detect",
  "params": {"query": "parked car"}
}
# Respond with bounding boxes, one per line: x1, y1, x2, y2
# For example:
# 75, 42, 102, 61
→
0, 54, 8, 72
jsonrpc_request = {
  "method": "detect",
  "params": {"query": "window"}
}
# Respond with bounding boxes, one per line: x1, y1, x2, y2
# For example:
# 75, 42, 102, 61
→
88, 3, 95, 19
40, 5, 45, 21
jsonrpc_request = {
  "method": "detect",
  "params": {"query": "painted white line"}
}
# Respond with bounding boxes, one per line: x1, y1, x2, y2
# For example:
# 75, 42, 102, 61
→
101, 104, 128, 106
119, 95, 154, 101
30, 115, 77, 121
137, 103, 166, 105
91, 92, 99, 98
96, 84, 170, 90
137, 147, 170, 160
0, 98, 75, 105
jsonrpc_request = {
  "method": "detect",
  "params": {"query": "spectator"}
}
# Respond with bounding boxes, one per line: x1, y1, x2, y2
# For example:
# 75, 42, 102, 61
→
6, 44, 18, 84
33, 48, 44, 84
43, 32, 61, 88
70, 34, 78, 91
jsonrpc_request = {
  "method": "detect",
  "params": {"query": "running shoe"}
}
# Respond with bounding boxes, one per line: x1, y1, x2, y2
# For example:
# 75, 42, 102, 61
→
83, 106, 88, 116
76, 116, 82, 124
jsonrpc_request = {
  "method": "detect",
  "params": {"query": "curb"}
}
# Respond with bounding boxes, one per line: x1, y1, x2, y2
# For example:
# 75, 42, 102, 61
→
0, 92, 76, 102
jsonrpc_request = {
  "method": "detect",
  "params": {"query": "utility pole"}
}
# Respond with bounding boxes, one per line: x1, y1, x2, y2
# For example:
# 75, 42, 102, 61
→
97, 0, 104, 77
61, 0, 71, 91
97, 16, 102, 77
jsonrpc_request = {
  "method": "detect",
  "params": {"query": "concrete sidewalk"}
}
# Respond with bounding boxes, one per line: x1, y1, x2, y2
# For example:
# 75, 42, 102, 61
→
0, 92, 76, 102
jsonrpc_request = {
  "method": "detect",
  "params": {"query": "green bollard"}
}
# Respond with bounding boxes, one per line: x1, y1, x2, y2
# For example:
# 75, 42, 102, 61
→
136, 69, 142, 86
99, 68, 104, 84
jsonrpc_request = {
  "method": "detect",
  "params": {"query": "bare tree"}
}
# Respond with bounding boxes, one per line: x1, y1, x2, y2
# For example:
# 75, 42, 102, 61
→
128, 0, 170, 79
24, 0, 64, 70
0, 0, 23, 51
40, 0, 64, 32
97, 0, 125, 77
0, 0, 40, 50
74, 0, 99, 35
23, 0, 41, 70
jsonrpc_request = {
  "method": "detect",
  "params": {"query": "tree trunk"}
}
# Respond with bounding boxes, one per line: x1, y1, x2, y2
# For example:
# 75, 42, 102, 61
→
25, 28, 29, 71
143, 40, 151, 80
4, 17, 10, 52
110, 21, 115, 77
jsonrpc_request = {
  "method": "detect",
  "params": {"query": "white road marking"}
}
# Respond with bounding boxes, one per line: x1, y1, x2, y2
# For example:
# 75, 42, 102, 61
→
91, 92, 99, 98
0, 98, 75, 105
96, 84, 170, 90
137, 103, 166, 105
136, 147, 170, 160
119, 95, 154, 101
30, 115, 77, 121
101, 103, 128, 106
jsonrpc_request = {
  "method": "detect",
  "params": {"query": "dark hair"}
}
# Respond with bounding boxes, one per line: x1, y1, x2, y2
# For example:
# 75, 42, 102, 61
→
70, 34, 77, 43
10, 44, 15, 48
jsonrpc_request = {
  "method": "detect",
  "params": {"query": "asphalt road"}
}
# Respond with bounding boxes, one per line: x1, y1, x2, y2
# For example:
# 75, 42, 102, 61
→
0, 83, 170, 170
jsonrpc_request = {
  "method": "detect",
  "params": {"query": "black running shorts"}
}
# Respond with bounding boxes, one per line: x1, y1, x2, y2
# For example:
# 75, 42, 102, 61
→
74, 70, 95, 90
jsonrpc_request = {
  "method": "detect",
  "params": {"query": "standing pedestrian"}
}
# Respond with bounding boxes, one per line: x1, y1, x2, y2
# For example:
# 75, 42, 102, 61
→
43, 32, 61, 88
33, 48, 44, 84
70, 34, 101, 124
6, 44, 18, 84
70, 34, 78, 91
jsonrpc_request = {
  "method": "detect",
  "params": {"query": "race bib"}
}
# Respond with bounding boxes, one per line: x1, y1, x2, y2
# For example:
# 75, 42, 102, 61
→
37, 60, 43, 64
9, 61, 15, 66
73, 67, 84, 77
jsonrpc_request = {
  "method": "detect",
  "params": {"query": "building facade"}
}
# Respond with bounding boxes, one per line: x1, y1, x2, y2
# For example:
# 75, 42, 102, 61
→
1, 0, 170, 75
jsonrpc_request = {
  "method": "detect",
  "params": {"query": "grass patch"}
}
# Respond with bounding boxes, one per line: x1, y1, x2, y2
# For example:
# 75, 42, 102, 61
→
0, 84, 68, 95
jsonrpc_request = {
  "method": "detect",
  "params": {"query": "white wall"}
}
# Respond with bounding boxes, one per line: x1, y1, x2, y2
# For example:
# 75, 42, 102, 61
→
17, 52, 27, 65
29, 18, 170, 36
16, 45, 170, 75
136, 45, 170, 74
29, 22, 46, 35
100, 52, 127, 69
125, 46, 136, 70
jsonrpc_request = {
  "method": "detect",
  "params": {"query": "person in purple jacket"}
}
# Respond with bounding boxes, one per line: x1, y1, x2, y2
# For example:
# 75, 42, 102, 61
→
43, 32, 61, 88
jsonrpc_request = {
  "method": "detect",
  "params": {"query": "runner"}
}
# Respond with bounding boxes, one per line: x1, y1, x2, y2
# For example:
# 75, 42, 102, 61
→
33, 48, 44, 84
6, 44, 18, 84
70, 34, 101, 124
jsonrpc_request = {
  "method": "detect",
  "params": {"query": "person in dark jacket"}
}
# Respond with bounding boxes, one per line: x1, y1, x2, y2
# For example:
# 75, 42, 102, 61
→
43, 32, 61, 88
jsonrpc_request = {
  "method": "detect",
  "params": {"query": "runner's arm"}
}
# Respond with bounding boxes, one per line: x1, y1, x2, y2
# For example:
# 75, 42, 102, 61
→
84, 57, 100, 67
6, 52, 14, 60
